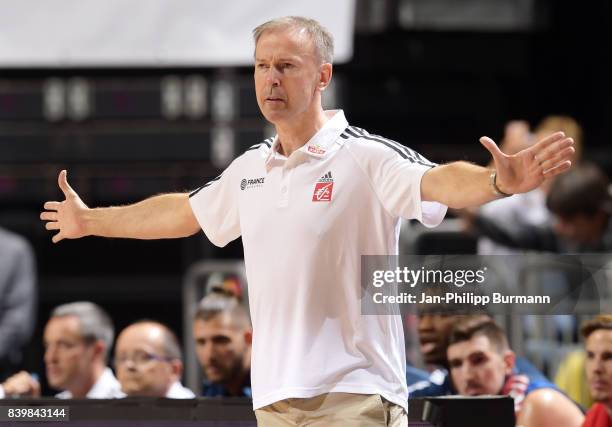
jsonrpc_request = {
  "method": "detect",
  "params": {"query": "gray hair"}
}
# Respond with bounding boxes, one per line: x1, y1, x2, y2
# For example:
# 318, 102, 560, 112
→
51, 301, 114, 361
253, 16, 334, 64
194, 292, 251, 328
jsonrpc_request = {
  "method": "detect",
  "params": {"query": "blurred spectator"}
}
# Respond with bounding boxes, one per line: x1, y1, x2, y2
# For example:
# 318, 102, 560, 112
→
447, 318, 584, 427
410, 311, 556, 397
476, 115, 583, 255
468, 162, 610, 386
193, 291, 252, 397
0, 227, 37, 382
418, 313, 471, 369
410, 312, 490, 396
582, 315, 612, 426
0, 301, 122, 398
115, 321, 194, 398
205, 273, 245, 301
471, 163, 612, 252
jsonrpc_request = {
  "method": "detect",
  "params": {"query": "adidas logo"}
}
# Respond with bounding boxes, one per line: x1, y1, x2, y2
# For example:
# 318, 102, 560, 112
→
317, 171, 333, 183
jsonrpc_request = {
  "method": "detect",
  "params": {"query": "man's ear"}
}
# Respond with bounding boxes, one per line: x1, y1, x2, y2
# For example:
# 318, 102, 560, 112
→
503, 350, 516, 376
170, 360, 183, 380
244, 329, 253, 345
92, 340, 106, 360
319, 63, 333, 91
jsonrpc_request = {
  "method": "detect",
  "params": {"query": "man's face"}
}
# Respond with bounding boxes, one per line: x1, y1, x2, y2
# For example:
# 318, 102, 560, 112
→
585, 329, 612, 405
447, 335, 513, 396
193, 314, 250, 385
115, 324, 178, 397
418, 314, 458, 365
254, 28, 326, 125
44, 316, 96, 391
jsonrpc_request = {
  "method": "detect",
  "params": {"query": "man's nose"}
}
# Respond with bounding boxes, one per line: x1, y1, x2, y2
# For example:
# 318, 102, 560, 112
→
44, 346, 57, 363
202, 344, 215, 362
465, 371, 477, 380
266, 67, 281, 86
121, 358, 139, 372
418, 316, 433, 331
592, 357, 605, 373
464, 364, 478, 377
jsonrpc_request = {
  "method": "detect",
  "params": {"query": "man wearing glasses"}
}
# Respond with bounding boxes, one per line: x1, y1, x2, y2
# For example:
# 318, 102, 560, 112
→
114, 321, 194, 398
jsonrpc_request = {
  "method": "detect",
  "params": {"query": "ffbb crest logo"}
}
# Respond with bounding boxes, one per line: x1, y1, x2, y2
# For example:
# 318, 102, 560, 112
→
312, 171, 334, 202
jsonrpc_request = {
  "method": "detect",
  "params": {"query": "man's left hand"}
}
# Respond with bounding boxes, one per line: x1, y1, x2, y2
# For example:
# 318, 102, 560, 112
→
480, 131, 574, 195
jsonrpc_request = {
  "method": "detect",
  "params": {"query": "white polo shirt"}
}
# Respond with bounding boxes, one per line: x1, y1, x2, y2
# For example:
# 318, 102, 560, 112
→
56, 368, 124, 399
165, 381, 196, 399
189, 110, 447, 411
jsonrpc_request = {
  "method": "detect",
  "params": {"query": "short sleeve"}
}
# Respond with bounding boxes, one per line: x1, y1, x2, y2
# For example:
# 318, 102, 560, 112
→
348, 135, 447, 227
188, 160, 241, 247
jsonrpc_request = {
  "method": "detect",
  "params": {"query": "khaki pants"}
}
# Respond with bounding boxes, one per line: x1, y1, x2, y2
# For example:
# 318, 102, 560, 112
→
255, 392, 407, 426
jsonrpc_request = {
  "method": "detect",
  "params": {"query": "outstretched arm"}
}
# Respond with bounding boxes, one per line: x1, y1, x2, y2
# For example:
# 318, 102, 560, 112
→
421, 131, 574, 209
40, 170, 200, 243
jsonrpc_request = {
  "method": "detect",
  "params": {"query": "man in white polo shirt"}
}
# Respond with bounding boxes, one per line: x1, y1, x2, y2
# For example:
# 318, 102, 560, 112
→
41, 16, 574, 426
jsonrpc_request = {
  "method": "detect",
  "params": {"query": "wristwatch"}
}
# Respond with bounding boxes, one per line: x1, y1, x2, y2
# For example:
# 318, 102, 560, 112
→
490, 170, 512, 198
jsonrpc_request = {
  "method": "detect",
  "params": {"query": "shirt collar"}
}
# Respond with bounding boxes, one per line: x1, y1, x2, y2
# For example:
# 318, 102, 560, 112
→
265, 109, 348, 171
56, 367, 124, 399
166, 381, 195, 398
89, 368, 123, 398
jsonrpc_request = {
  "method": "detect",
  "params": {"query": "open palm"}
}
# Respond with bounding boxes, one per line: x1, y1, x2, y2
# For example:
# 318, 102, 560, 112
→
480, 131, 575, 195
40, 170, 90, 243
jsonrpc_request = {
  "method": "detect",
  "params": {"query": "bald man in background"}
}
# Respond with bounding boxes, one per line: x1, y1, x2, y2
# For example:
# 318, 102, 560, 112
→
114, 321, 194, 398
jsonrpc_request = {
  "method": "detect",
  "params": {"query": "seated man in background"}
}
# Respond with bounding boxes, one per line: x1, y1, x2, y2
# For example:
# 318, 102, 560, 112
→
408, 310, 479, 396
0, 226, 37, 382
0, 301, 122, 399
115, 320, 194, 398
582, 315, 612, 427
193, 291, 252, 397
447, 318, 584, 427
410, 302, 555, 397
471, 162, 612, 253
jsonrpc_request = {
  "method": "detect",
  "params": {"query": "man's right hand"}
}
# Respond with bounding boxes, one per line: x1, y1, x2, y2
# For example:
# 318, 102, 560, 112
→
2, 371, 41, 397
40, 170, 90, 243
